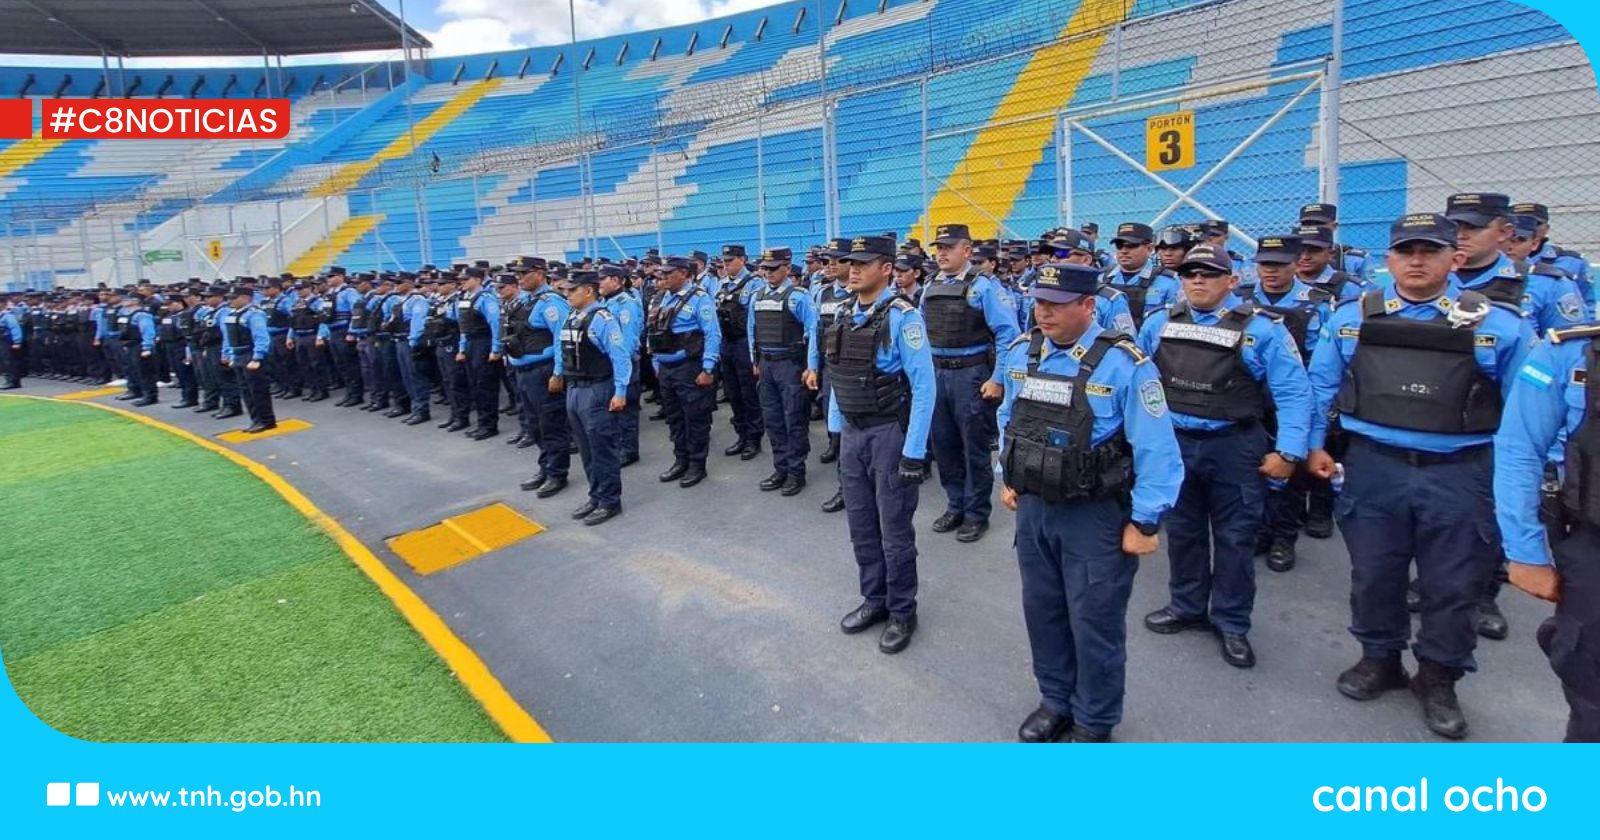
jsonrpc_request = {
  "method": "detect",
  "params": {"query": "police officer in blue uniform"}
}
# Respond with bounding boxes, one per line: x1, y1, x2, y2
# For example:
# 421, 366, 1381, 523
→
158, 293, 199, 408
813, 239, 854, 446
1137, 244, 1312, 669
321, 267, 364, 407
557, 270, 633, 527
1494, 321, 1600, 741
749, 246, 819, 497
1305, 213, 1534, 739
1446, 192, 1584, 337
0, 301, 22, 389
503, 269, 573, 496
649, 255, 723, 488
263, 279, 300, 398
1101, 222, 1181, 330
220, 285, 276, 434
1296, 224, 1374, 302
123, 291, 160, 407
1244, 233, 1333, 572
1299, 203, 1375, 285
599, 264, 644, 466
1035, 229, 1138, 338
922, 223, 1021, 543
1513, 201, 1592, 316
387, 273, 430, 422
998, 262, 1183, 742
827, 235, 936, 655
455, 266, 504, 439
714, 244, 764, 460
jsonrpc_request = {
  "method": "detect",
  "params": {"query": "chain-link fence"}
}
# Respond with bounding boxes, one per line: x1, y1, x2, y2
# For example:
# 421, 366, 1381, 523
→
5, 0, 1597, 288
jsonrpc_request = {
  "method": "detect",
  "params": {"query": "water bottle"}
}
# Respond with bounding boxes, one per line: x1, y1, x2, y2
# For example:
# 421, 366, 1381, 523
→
1331, 462, 1345, 496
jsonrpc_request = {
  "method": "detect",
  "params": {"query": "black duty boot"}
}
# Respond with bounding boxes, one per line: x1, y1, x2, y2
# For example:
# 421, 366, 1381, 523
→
819, 433, 840, 464
1336, 653, 1410, 701
1412, 659, 1468, 740
1475, 599, 1509, 641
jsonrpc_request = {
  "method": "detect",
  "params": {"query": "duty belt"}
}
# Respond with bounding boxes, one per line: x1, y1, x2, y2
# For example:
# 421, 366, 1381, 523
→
1175, 419, 1258, 440
1355, 435, 1490, 467
932, 353, 988, 370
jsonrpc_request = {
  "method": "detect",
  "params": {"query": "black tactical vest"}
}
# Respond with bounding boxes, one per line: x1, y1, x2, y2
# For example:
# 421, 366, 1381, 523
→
647, 288, 705, 358
351, 294, 371, 330
457, 290, 491, 336
382, 294, 412, 335
561, 307, 613, 383
290, 297, 318, 332
753, 284, 807, 356
1312, 270, 1360, 302
1154, 302, 1266, 421
1335, 291, 1503, 435
224, 306, 258, 352
1461, 264, 1526, 308
815, 283, 851, 336
425, 295, 460, 346
922, 271, 991, 349
1560, 329, 1599, 527
267, 299, 291, 329
117, 309, 140, 341
157, 313, 182, 344
505, 290, 556, 357
715, 274, 756, 340
197, 307, 223, 348
1247, 285, 1329, 357
366, 294, 390, 334
1101, 266, 1171, 330
825, 295, 912, 427
1001, 330, 1136, 504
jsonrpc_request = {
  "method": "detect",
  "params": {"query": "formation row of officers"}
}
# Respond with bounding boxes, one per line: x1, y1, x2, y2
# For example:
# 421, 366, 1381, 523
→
2, 193, 1594, 745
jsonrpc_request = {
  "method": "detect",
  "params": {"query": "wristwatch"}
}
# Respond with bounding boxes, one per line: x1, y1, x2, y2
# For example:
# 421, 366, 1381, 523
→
1277, 451, 1303, 464
1132, 520, 1160, 537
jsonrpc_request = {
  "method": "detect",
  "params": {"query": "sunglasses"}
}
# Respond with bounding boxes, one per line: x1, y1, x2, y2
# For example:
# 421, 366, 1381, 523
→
1180, 270, 1229, 280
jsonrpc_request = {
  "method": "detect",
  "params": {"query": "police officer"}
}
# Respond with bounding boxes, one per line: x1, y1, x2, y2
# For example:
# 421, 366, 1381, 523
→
320, 267, 364, 407
123, 291, 160, 407
599, 264, 644, 466
1043, 229, 1137, 336
189, 285, 225, 413
1243, 234, 1333, 572
1298, 203, 1375, 285
1138, 244, 1311, 669
827, 235, 937, 654
922, 223, 1021, 543
1296, 224, 1373, 302
506, 269, 574, 497
1101, 222, 1181, 330
813, 238, 853, 434
1305, 213, 1534, 739
998, 262, 1183, 742
0, 301, 22, 389
388, 273, 430, 421
220, 286, 276, 434
1512, 201, 1591, 316
365, 275, 400, 414
714, 244, 764, 460
556, 270, 632, 526
750, 246, 819, 497
891, 251, 925, 306
457, 266, 505, 439
348, 272, 381, 409
416, 273, 461, 426
649, 255, 722, 488
286, 280, 331, 402
262, 279, 300, 398
158, 294, 200, 409
1494, 320, 1600, 741
1446, 192, 1584, 337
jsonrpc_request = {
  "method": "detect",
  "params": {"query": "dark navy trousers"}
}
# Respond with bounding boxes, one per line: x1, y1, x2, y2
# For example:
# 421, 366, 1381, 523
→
161, 342, 197, 404
720, 337, 762, 444
659, 359, 714, 466
393, 340, 428, 413
757, 353, 811, 479
567, 381, 621, 508
515, 360, 571, 479
1166, 423, 1268, 635
1016, 493, 1138, 734
1337, 435, 1497, 672
462, 334, 498, 431
1540, 523, 1600, 742
840, 420, 919, 619
930, 361, 995, 522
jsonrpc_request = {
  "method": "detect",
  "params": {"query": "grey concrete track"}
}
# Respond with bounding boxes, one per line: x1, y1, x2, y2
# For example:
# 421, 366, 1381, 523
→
14, 378, 1567, 742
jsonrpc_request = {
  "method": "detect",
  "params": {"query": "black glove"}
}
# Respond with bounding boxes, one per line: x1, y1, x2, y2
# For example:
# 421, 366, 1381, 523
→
898, 456, 928, 485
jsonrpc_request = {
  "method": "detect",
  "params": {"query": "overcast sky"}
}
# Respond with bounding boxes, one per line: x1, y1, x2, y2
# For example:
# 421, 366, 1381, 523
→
6, 0, 782, 67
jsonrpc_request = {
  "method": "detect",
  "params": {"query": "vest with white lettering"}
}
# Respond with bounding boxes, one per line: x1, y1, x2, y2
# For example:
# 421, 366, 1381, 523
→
1154, 301, 1265, 422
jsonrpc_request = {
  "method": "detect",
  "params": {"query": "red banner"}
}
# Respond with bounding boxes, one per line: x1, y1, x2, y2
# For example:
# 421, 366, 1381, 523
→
38, 99, 291, 140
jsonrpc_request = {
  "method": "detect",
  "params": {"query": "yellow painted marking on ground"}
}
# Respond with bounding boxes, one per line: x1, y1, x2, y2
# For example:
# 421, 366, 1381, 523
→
55, 386, 124, 401
909, 0, 1132, 241
283, 213, 384, 277
0, 135, 64, 180
0, 394, 552, 743
387, 502, 544, 576
217, 418, 313, 443
307, 78, 504, 198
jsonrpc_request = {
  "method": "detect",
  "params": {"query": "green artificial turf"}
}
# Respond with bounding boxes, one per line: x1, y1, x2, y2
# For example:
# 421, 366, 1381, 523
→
0, 398, 505, 742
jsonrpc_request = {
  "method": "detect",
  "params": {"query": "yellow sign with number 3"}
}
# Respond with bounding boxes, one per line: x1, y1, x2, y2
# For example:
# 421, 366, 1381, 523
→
1145, 111, 1194, 172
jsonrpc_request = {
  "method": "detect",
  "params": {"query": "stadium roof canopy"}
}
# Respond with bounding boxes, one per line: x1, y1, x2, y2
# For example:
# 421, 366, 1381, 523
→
0, 0, 432, 57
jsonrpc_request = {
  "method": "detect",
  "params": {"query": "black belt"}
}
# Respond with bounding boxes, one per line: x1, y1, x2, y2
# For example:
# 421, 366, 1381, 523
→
932, 353, 988, 370
1176, 419, 1259, 440
659, 355, 702, 368
567, 375, 607, 386
1355, 435, 1490, 467
757, 348, 801, 362
845, 413, 902, 431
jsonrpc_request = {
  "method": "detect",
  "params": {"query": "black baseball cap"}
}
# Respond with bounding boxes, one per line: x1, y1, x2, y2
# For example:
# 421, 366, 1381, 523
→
1295, 224, 1335, 249
931, 223, 972, 246
1298, 203, 1337, 225
1511, 202, 1549, 223
1048, 229, 1094, 255
1445, 193, 1511, 227
1255, 234, 1302, 265
1389, 213, 1457, 247
824, 237, 852, 259
1029, 263, 1099, 303
1197, 219, 1229, 238
758, 247, 793, 269
1111, 222, 1153, 246
840, 235, 896, 263
1511, 215, 1540, 239
569, 270, 601, 287
664, 256, 695, 272
1178, 244, 1233, 274
721, 244, 746, 258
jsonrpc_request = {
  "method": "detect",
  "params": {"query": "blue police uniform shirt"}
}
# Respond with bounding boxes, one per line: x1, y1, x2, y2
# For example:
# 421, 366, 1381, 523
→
1, 310, 22, 344
922, 265, 1020, 385
90, 303, 107, 340
1337, 247, 1375, 284
131, 308, 158, 352
1309, 263, 1381, 298
1307, 287, 1535, 454
1251, 277, 1331, 352
224, 306, 272, 362
697, 272, 720, 297
398, 293, 429, 347
1493, 327, 1593, 566
1105, 266, 1183, 315
1450, 252, 1584, 336
1136, 293, 1313, 458
558, 301, 633, 400
508, 289, 571, 367
746, 277, 818, 361
1534, 240, 1592, 307
268, 291, 294, 333
602, 290, 643, 357
652, 285, 722, 372
331, 286, 360, 327
996, 321, 1184, 525
456, 287, 504, 354
822, 294, 937, 460
811, 280, 852, 368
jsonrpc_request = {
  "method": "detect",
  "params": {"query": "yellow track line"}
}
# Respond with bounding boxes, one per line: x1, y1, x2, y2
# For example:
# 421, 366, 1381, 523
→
2, 394, 551, 743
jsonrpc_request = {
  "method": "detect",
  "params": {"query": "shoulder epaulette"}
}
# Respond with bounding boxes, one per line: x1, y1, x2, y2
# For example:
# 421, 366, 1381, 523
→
1097, 285, 1123, 299
1530, 263, 1570, 280
889, 297, 916, 313
1113, 338, 1149, 364
1548, 323, 1600, 344
1556, 247, 1583, 259
1009, 326, 1040, 350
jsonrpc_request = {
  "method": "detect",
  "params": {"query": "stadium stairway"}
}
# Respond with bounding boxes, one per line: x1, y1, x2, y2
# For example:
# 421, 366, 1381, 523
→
0, 136, 63, 181
284, 213, 384, 276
